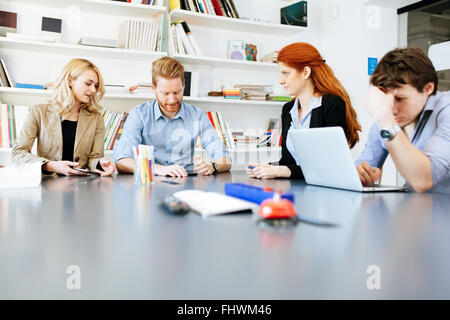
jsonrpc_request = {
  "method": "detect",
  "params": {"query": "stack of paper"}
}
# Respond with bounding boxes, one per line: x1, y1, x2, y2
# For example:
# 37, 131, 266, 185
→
0, 162, 41, 188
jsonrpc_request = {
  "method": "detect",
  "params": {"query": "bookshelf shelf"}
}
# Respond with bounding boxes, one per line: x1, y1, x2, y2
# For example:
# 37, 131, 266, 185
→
4, 0, 166, 17
172, 54, 279, 71
184, 96, 284, 107
0, 38, 167, 61
0, 87, 285, 107
169, 9, 306, 35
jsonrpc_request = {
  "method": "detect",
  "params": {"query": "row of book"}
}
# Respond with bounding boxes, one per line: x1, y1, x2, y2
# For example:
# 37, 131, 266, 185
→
103, 110, 129, 150
0, 104, 278, 152
0, 105, 128, 151
171, 20, 202, 56
0, 104, 28, 148
113, 0, 164, 5
223, 85, 292, 102
170, 0, 240, 19
118, 15, 165, 52
206, 111, 235, 149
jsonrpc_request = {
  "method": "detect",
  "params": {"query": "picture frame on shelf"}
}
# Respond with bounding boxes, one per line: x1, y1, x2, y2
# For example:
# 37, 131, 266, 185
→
227, 40, 259, 61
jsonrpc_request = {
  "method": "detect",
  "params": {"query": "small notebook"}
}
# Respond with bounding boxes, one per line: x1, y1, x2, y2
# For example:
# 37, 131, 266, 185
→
173, 190, 256, 217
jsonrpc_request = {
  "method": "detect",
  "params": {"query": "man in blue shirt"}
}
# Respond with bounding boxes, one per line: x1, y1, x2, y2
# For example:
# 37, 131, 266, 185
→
114, 57, 231, 177
356, 47, 449, 193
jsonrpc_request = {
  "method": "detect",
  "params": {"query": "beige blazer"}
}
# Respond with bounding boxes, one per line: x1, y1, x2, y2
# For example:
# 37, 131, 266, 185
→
11, 103, 105, 171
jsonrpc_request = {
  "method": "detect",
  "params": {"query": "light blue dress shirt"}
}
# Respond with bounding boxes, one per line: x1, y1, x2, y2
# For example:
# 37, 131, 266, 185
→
286, 96, 323, 165
114, 100, 229, 170
356, 91, 450, 193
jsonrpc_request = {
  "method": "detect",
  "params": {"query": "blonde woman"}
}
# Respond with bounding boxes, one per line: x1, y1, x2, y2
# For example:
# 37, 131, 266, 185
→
12, 58, 116, 176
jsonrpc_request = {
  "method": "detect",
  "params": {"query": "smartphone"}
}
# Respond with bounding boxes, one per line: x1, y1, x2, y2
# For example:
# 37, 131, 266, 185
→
72, 167, 101, 175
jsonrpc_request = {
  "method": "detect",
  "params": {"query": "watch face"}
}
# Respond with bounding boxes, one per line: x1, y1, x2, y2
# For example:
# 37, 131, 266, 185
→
380, 129, 392, 140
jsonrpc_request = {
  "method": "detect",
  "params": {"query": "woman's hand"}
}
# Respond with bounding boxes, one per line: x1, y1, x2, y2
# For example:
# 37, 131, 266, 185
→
246, 163, 280, 179
96, 158, 116, 176
42, 161, 87, 176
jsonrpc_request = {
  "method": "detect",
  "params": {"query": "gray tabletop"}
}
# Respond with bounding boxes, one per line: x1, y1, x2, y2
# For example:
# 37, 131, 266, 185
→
0, 172, 449, 299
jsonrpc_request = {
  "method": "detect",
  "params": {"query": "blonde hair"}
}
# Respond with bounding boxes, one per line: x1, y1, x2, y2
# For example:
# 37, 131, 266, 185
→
50, 58, 105, 117
151, 57, 185, 87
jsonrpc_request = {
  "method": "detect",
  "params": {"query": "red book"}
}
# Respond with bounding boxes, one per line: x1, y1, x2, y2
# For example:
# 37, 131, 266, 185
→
109, 112, 127, 150
211, 0, 224, 16
206, 111, 216, 129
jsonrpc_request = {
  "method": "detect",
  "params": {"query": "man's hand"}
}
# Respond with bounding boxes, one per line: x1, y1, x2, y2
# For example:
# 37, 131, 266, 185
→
42, 161, 87, 176
96, 158, 116, 176
194, 155, 214, 176
357, 161, 382, 185
245, 163, 279, 179
365, 86, 397, 128
154, 164, 187, 178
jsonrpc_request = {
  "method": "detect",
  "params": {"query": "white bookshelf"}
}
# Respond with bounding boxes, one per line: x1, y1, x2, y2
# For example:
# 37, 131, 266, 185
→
0, 38, 167, 61
4, 0, 166, 18
0, 0, 296, 167
169, 9, 305, 35
172, 54, 278, 71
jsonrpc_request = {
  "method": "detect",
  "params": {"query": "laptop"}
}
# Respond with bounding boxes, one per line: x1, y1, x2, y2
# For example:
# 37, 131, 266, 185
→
289, 127, 407, 192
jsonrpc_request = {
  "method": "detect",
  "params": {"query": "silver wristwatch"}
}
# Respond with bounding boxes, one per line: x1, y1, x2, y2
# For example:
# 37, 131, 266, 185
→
380, 124, 401, 141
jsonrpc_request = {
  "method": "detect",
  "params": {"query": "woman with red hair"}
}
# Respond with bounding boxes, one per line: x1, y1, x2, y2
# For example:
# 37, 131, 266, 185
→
246, 42, 361, 179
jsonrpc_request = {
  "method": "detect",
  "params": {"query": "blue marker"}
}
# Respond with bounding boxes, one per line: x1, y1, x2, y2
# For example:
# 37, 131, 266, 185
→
248, 165, 255, 169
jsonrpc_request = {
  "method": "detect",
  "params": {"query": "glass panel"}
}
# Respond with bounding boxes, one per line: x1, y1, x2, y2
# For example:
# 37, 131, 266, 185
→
407, 0, 450, 91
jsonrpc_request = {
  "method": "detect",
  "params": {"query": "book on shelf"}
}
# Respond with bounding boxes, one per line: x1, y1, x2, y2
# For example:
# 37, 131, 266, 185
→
233, 84, 272, 101
0, 104, 29, 148
129, 82, 153, 95
261, 51, 278, 63
169, 0, 181, 11
78, 36, 118, 48
222, 88, 240, 99
267, 95, 292, 102
118, 13, 164, 52
15, 83, 46, 90
176, 0, 239, 18
0, 10, 17, 36
281, 1, 308, 27
102, 110, 129, 150
0, 58, 15, 87
227, 40, 259, 61
171, 20, 201, 56
180, 21, 202, 55
105, 84, 126, 93
206, 110, 234, 148
183, 71, 199, 97
122, 0, 163, 5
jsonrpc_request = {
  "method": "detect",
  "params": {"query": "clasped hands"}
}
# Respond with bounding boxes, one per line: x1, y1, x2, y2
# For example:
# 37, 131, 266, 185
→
154, 155, 215, 178
43, 158, 116, 176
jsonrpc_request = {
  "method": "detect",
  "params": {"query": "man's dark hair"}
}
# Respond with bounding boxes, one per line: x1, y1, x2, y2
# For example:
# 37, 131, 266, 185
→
370, 47, 438, 95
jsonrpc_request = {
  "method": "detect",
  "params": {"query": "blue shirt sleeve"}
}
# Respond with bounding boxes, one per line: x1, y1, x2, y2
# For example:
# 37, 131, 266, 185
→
423, 105, 450, 186
200, 112, 230, 161
355, 122, 389, 168
113, 107, 143, 162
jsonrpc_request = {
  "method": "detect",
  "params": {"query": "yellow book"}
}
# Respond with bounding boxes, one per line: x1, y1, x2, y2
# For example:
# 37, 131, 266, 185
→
169, 0, 181, 11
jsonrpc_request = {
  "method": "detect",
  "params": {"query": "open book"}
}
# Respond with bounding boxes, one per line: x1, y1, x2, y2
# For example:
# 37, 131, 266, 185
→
173, 190, 256, 217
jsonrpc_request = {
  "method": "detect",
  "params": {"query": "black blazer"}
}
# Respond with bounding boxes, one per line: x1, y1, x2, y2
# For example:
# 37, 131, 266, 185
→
277, 94, 348, 179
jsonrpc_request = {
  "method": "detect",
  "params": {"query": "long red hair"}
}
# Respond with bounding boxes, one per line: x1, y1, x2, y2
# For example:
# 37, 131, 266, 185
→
277, 42, 361, 148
